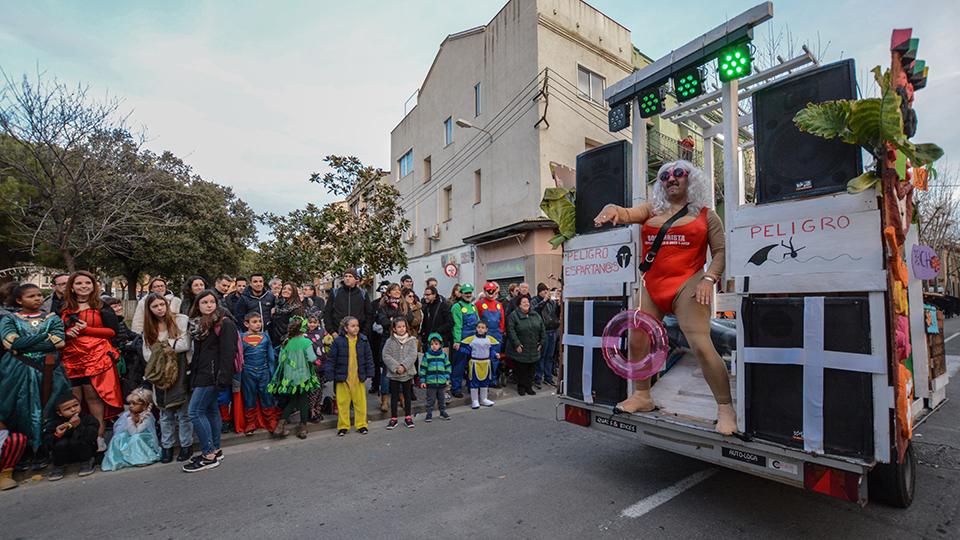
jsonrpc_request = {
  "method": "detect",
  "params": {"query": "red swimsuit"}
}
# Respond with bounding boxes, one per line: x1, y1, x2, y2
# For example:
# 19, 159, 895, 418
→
641, 208, 709, 314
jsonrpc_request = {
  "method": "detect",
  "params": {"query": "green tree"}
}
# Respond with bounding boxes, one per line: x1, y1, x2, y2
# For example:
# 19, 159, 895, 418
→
0, 72, 174, 271
260, 155, 409, 283
100, 152, 258, 298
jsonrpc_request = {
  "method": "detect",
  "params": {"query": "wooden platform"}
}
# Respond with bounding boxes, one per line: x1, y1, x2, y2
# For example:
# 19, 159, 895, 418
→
648, 352, 736, 429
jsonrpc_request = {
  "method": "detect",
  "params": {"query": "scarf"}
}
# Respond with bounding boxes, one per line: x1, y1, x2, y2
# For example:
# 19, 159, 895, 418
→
188, 317, 209, 341
393, 333, 414, 345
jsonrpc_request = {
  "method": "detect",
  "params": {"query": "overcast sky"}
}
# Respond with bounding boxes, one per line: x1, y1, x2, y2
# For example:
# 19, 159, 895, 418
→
3, 0, 957, 223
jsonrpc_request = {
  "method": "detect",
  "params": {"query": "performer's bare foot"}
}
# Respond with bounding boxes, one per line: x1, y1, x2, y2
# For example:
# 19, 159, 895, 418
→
616, 389, 656, 413
716, 403, 737, 435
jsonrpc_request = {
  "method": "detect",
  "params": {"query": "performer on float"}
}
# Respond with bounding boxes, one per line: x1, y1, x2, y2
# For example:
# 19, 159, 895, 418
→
475, 282, 506, 385
593, 160, 736, 435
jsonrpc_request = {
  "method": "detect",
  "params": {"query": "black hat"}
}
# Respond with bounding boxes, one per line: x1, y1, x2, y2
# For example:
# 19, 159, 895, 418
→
537, 282, 548, 293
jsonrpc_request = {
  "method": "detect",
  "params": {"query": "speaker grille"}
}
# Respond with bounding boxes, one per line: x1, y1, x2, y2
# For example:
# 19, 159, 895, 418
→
753, 60, 862, 204
575, 140, 631, 235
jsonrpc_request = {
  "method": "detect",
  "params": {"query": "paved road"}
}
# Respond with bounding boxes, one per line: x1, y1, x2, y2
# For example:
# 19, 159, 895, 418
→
943, 315, 960, 356
3, 378, 959, 539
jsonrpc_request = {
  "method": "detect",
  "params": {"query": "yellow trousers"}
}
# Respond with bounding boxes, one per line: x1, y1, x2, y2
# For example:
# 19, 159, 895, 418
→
336, 381, 368, 431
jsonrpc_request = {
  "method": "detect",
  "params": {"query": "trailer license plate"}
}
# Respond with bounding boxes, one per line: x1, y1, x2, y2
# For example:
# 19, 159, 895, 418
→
721, 447, 767, 468
595, 416, 637, 433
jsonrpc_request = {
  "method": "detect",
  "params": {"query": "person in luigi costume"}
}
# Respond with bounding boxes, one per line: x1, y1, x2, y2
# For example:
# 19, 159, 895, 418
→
449, 283, 479, 398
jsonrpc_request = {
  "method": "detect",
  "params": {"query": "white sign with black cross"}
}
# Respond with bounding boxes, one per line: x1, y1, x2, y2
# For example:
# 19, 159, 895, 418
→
740, 296, 888, 455
563, 300, 603, 404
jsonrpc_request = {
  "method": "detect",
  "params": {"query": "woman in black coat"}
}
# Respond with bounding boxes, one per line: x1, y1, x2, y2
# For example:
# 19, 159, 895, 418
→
183, 290, 237, 472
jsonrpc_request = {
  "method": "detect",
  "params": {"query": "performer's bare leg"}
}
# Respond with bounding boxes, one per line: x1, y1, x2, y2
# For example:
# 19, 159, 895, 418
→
673, 273, 736, 434
616, 287, 662, 413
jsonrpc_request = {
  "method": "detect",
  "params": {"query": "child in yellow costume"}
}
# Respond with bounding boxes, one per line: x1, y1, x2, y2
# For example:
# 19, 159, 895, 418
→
324, 317, 375, 437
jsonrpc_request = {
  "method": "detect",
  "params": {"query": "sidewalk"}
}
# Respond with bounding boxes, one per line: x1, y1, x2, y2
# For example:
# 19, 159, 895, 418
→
219, 382, 539, 448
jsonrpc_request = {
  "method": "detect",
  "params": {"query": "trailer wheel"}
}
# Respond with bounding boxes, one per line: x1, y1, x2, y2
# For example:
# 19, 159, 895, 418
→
869, 442, 916, 508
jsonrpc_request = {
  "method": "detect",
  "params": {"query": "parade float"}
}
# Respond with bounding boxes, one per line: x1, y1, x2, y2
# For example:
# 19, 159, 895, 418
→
555, 2, 946, 507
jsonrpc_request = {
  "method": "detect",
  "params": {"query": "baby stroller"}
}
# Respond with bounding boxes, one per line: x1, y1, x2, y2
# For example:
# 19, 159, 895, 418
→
496, 352, 515, 389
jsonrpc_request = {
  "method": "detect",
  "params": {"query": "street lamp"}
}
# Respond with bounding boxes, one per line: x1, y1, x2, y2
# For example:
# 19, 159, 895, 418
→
455, 118, 493, 142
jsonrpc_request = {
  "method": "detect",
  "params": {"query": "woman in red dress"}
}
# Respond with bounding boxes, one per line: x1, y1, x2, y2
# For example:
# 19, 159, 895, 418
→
61, 271, 124, 451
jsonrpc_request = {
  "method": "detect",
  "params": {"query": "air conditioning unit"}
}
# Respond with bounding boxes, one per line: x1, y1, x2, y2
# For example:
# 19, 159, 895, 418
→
430, 223, 441, 240
403, 230, 416, 244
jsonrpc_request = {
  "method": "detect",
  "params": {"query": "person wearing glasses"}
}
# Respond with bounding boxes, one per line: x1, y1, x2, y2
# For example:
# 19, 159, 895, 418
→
593, 160, 735, 435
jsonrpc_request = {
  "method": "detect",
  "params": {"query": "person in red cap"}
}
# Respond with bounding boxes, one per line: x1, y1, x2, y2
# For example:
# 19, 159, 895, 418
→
475, 282, 506, 387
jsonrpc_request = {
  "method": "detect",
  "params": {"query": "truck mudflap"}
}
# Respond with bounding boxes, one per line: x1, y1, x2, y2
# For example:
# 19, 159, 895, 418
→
559, 399, 870, 505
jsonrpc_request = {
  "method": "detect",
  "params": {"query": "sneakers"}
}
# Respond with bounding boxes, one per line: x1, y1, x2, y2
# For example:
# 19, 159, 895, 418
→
533, 381, 543, 390
440, 411, 451, 420
296, 423, 308, 439
48, 465, 65, 482
337, 429, 348, 437
404, 416, 415, 428
96, 436, 107, 453
451, 391, 464, 399
471, 401, 480, 410
176, 447, 193, 462
480, 399, 495, 407
424, 413, 433, 423
272, 420, 290, 438
78, 457, 96, 477
386, 418, 399, 430
182, 455, 220, 473
358, 427, 368, 435
215, 449, 224, 462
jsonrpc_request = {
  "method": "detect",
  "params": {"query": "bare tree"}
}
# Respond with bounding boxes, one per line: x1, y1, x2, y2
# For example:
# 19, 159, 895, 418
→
0, 70, 173, 271
915, 164, 960, 252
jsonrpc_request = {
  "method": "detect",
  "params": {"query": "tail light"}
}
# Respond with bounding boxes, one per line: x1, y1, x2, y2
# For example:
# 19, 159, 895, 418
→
804, 463, 864, 504
564, 404, 591, 427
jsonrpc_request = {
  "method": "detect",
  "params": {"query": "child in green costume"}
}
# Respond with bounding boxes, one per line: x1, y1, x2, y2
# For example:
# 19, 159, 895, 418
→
268, 316, 321, 439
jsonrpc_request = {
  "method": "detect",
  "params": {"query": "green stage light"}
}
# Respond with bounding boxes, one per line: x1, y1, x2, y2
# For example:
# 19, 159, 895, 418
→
672, 67, 705, 102
637, 87, 665, 119
718, 42, 753, 82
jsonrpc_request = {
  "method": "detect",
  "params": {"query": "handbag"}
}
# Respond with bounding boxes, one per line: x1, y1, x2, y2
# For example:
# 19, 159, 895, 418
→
638, 204, 690, 273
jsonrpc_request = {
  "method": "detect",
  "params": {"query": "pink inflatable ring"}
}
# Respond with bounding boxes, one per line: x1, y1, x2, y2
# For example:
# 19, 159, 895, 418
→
601, 309, 669, 381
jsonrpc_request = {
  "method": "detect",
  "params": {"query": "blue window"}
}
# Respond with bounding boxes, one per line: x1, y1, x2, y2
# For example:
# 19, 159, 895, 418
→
399, 149, 413, 178
474, 83, 482, 116
444, 117, 453, 146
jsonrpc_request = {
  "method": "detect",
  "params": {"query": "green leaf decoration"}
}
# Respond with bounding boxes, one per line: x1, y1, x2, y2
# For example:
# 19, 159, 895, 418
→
894, 150, 907, 179
793, 100, 853, 142
540, 187, 577, 249
901, 142, 944, 167
847, 171, 880, 193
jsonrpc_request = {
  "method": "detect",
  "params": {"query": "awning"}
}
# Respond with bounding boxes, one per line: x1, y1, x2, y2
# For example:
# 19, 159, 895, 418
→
462, 218, 555, 245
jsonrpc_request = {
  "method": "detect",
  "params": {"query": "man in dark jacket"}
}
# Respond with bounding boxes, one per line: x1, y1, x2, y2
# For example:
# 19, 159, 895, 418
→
420, 286, 453, 350
323, 268, 373, 337
533, 283, 560, 386
232, 274, 276, 329
41, 273, 69, 316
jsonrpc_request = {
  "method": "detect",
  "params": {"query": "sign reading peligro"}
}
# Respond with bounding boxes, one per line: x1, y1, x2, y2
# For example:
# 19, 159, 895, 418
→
563, 227, 636, 290
729, 190, 883, 277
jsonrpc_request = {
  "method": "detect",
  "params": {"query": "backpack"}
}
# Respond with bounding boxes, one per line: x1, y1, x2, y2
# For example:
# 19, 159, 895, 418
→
144, 341, 179, 390
214, 321, 245, 373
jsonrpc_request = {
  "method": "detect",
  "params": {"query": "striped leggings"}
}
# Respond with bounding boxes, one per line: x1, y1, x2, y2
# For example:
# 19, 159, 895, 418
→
0, 432, 27, 471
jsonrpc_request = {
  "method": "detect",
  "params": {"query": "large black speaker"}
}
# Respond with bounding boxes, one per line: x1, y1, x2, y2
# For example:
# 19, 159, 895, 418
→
575, 140, 631, 235
565, 300, 625, 406
742, 296, 874, 458
753, 59, 862, 204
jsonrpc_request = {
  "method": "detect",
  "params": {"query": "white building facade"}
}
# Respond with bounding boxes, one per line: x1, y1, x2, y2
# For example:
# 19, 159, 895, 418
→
387, 0, 647, 294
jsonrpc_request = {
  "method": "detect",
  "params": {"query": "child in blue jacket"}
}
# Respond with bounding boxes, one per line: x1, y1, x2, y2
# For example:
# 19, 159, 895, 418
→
324, 316, 375, 436
419, 333, 451, 422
